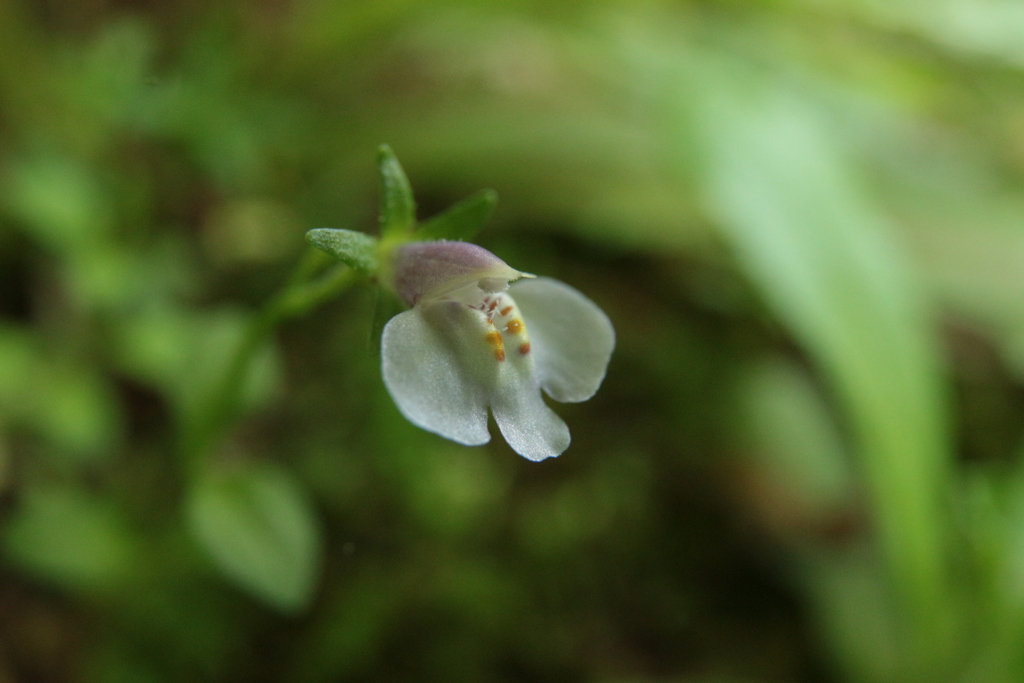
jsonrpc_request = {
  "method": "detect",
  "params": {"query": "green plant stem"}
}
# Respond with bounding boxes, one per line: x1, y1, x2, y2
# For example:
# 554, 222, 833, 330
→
181, 256, 359, 470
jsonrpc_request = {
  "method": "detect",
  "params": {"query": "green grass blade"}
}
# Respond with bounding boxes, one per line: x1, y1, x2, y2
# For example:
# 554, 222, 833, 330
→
689, 65, 956, 676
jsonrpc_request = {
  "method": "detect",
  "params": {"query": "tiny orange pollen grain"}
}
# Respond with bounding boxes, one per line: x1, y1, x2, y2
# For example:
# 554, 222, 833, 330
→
518, 342, 531, 355
484, 329, 506, 361
499, 306, 513, 316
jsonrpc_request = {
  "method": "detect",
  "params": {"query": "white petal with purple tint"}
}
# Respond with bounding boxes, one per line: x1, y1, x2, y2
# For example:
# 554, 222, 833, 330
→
509, 277, 615, 403
381, 241, 613, 460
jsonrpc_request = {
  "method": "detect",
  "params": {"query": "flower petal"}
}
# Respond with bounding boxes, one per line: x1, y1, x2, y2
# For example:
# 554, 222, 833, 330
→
381, 308, 490, 445
390, 241, 525, 306
491, 367, 570, 461
509, 277, 615, 403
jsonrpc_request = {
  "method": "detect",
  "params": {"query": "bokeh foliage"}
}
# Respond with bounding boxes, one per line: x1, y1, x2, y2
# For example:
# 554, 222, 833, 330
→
2, 0, 1024, 681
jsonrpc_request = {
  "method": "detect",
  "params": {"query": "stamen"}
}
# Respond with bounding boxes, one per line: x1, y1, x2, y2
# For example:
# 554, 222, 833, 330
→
506, 319, 523, 334
518, 342, 531, 355
499, 306, 513, 316
484, 330, 505, 362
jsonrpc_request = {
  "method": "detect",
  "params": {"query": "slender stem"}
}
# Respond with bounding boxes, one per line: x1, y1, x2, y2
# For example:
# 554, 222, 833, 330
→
181, 256, 360, 470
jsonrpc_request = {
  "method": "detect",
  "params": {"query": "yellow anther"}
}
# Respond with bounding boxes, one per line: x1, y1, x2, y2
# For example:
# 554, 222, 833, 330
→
484, 330, 505, 362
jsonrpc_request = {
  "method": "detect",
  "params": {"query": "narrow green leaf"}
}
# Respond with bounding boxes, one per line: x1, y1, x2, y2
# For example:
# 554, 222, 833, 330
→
377, 144, 415, 236
687, 62, 954, 671
187, 464, 321, 613
305, 228, 378, 274
416, 189, 498, 241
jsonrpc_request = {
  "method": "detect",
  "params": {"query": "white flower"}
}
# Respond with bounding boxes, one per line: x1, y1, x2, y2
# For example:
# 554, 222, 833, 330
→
381, 241, 615, 461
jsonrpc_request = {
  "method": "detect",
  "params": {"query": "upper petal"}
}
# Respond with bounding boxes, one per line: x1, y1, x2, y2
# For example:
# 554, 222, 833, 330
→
389, 241, 526, 306
509, 277, 615, 403
490, 364, 570, 461
381, 308, 490, 446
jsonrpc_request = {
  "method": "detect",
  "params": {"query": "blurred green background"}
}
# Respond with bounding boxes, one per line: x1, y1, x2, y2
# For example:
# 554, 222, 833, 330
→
3, 0, 1024, 681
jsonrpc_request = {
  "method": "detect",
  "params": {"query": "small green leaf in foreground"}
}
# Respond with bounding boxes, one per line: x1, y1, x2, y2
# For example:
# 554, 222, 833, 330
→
3, 486, 137, 591
187, 463, 322, 613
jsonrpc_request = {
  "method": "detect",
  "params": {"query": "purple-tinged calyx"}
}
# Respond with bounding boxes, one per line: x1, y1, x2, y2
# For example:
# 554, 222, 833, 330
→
389, 240, 529, 306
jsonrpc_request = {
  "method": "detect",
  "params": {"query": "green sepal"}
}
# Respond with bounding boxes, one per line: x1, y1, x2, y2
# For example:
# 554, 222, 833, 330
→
377, 144, 415, 237
305, 228, 379, 274
416, 189, 498, 242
